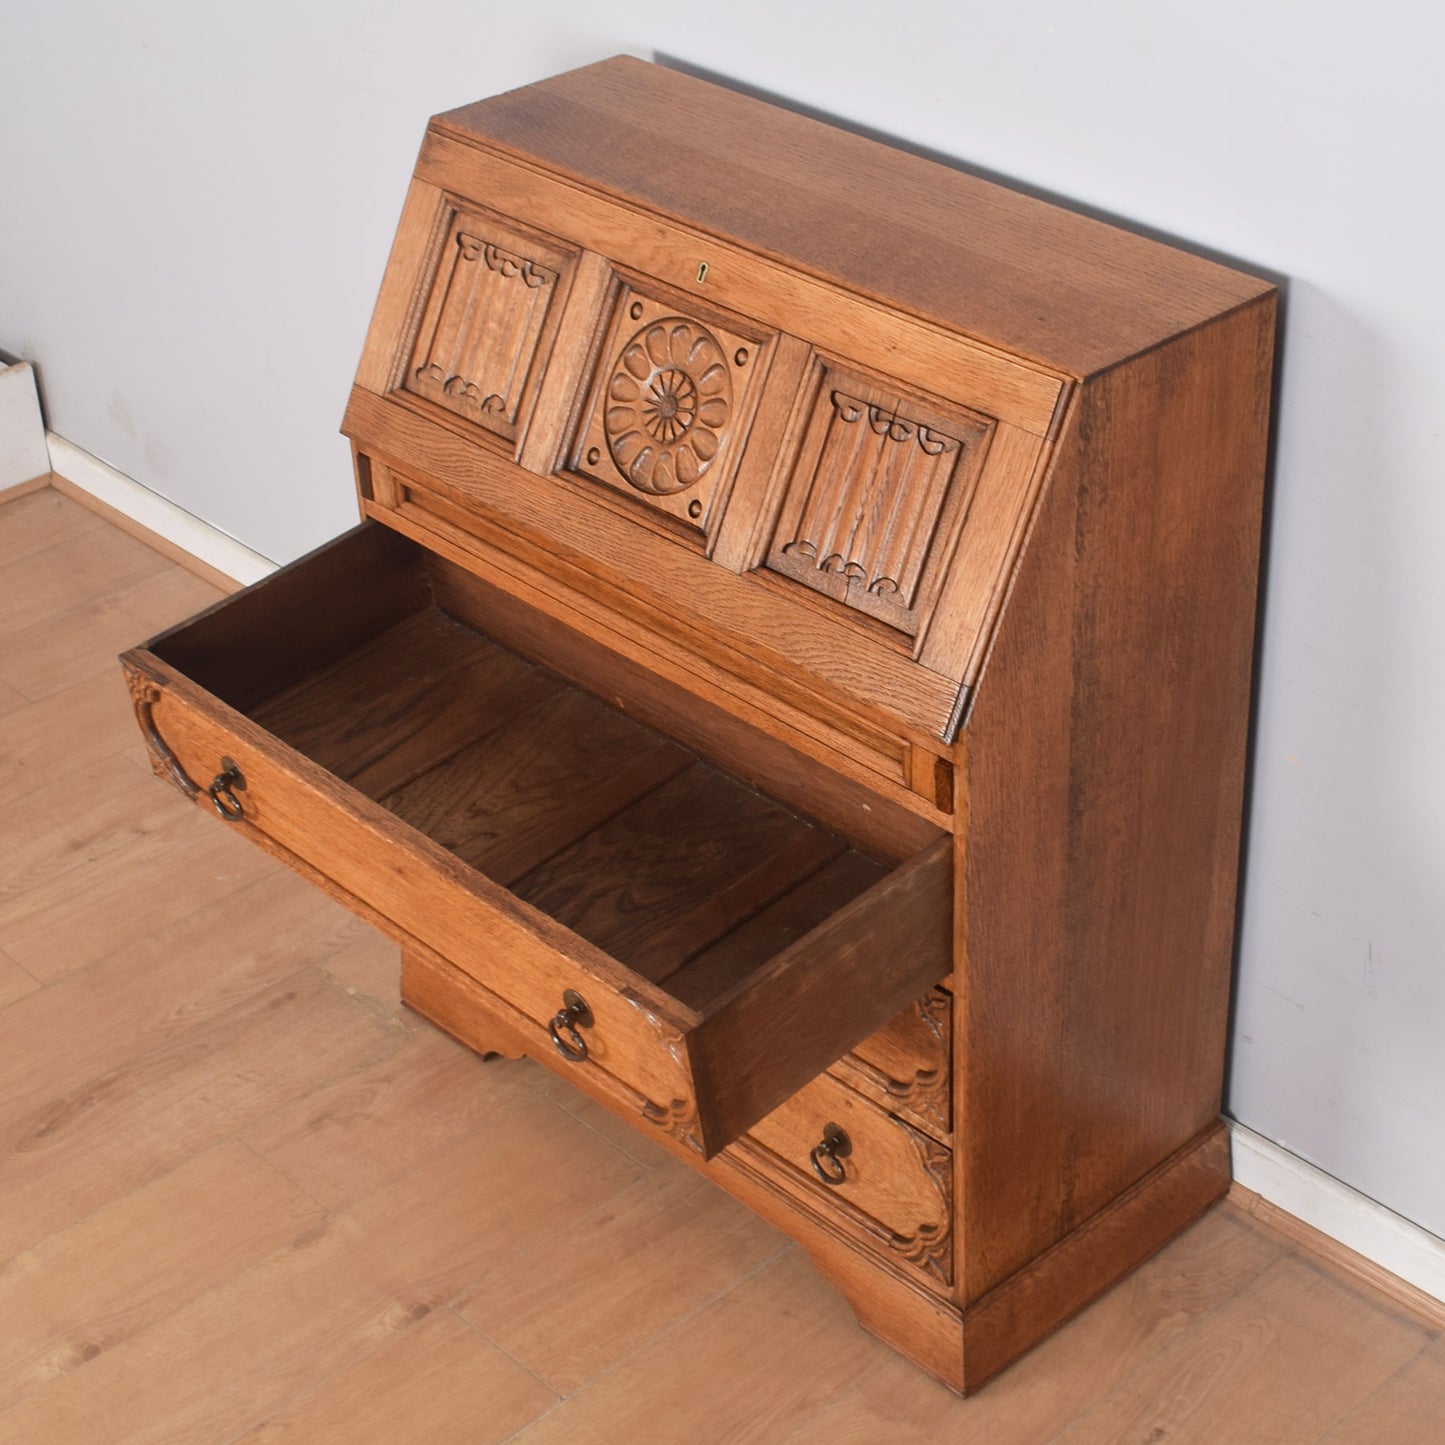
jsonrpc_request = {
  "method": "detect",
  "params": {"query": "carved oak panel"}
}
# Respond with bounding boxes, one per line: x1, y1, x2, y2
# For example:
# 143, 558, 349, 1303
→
767, 362, 993, 637
402, 204, 574, 447
570, 279, 771, 537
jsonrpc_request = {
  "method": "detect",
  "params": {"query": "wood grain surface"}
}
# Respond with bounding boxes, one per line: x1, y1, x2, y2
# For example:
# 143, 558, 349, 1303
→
437, 56, 1271, 377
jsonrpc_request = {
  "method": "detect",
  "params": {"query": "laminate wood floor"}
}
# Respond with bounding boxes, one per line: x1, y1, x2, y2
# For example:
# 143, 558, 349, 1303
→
2, 483, 1442, 1443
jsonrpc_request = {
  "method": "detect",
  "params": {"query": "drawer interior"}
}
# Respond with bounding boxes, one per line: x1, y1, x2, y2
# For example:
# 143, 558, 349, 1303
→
248, 606, 888, 1015
153, 525, 909, 1026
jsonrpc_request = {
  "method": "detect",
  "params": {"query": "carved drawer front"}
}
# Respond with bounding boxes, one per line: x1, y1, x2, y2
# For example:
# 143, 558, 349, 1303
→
738, 1070, 953, 1291
123, 522, 952, 1161
829, 987, 952, 1142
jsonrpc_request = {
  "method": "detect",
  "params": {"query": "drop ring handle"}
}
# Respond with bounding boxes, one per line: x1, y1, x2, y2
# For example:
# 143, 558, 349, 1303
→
208, 758, 247, 820
548, 989, 593, 1062
810, 1122, 852, 1186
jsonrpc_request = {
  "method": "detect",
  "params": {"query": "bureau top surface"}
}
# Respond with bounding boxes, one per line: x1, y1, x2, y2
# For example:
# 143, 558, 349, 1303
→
436, 56, 1271, 379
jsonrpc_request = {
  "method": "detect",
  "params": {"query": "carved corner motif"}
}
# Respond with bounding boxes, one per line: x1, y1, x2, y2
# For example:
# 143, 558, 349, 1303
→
640, 1094, 703, 1154
842, 1053, 950, 1140
888, 1129, 953, 1285
123, 662, 200, 799
835, 992, 953, 1139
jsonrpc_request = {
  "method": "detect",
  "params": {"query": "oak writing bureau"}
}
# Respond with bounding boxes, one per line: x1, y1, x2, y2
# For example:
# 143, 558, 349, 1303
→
121, 56, 1275, 1392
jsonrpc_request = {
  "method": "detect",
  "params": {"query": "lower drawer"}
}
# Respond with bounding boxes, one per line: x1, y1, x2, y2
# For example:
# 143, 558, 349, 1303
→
736, 1070, 954, 1291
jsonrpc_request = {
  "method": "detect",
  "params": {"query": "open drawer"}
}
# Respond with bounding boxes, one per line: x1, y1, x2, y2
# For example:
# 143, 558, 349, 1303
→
122, 523, 951, 1158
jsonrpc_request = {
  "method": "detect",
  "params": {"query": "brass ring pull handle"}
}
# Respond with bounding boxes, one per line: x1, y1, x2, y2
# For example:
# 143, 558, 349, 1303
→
809, 1123, 852, 1186
208, 758, 247, 820
548, 989, 593, 1062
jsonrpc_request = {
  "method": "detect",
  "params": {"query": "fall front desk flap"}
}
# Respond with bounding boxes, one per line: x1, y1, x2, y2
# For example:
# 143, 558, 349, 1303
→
341, 56, 1262, 781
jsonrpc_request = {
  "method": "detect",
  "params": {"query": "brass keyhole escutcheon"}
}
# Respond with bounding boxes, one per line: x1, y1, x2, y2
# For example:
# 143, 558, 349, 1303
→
548, 989, 593, 1062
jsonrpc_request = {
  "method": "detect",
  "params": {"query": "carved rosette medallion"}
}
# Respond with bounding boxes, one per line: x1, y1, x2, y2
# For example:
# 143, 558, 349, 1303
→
571, 285, 765, 534
604, 319, 732, 495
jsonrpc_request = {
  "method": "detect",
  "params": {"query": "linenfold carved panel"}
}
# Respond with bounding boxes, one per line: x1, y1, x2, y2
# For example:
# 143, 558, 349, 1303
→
767, 363, 993, 637
401, 204, 573, 447
570, 278, 770, 538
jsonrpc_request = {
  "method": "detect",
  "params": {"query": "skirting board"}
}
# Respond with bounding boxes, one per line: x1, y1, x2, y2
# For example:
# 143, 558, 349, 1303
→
0, 362, 50, 490
46, 433, 276, 587
1230, 1122, 1445, 1316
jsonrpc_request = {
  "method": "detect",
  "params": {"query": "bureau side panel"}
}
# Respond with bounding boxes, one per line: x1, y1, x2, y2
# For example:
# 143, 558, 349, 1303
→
957, 295, 1276, 1299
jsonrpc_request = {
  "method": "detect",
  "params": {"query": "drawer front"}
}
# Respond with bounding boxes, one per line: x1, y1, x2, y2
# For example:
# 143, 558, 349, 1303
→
736, 1071, 953, 1290
399, 942, 708, 1151
829, 988, 951, 1142
122, 654, 699, 1132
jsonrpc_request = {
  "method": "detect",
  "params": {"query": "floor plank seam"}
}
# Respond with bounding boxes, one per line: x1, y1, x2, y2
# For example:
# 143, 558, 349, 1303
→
545, 1086, 680, 1174
443, 1302, 562, 1409
1314, 1336, 1437, 1445
1007, 1222, 1284, 1445
1283, 1242, 1445, 1340
0, 1140, 338, 1427
774, 1350, 901, 1444
227, 1131, 337, 1222
207, 1301, 429, 1445
0, 946, 42, 992
318, 960, 416, 1037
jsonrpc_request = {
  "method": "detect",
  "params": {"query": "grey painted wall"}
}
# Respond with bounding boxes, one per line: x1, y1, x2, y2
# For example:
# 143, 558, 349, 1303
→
5, 4, 1442, 1237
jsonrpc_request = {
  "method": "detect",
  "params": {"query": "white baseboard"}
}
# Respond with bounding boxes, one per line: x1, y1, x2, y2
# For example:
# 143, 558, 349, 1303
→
1230, 1122, 1445, 1306
46, 433, 275, 586
0, 363, 51, 490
